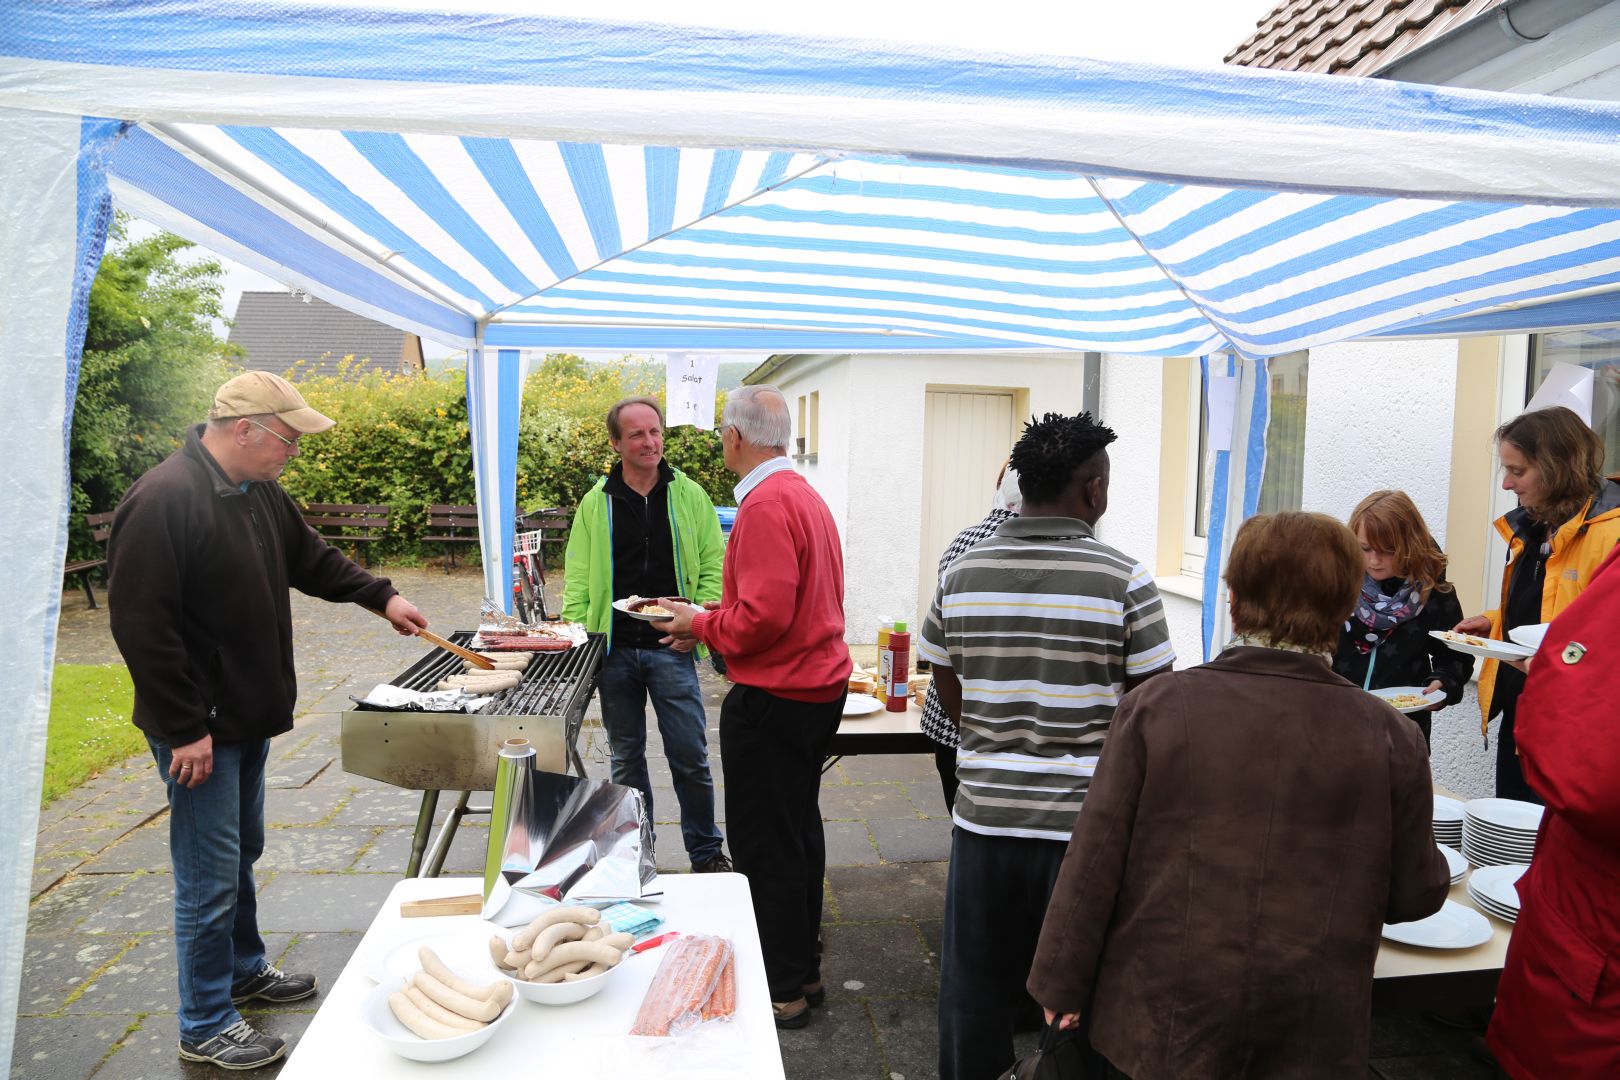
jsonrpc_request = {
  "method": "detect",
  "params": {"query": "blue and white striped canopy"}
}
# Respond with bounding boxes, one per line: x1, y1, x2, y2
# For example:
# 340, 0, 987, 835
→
8, 9, 1620, 1069
6, 0, 1620, 361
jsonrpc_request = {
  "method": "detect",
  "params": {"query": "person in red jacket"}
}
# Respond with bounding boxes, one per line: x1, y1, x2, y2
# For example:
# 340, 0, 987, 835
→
655, 384, 850, 1030
1486, 544, 1620, 1079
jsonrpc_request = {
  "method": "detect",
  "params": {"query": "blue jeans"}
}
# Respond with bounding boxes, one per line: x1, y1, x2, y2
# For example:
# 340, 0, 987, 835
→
597, 645, 723, 864
148, 737, 269, 1043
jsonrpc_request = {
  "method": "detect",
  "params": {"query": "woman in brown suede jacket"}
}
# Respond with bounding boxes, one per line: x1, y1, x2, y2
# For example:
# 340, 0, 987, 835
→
1028, 512, 1450, 1080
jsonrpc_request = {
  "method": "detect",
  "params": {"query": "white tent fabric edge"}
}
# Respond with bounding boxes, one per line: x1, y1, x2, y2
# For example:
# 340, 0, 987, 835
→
0, 106, 112, 1077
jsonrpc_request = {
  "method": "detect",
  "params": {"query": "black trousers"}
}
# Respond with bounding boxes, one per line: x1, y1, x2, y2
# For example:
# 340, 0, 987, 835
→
720, 682, 843, 1002
1495, 697, 1544, 805
940, 826, 1069, 1080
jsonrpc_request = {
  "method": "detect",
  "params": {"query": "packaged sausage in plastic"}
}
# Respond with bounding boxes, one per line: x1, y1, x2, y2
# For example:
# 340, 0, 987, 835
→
628, 933, 736, 1037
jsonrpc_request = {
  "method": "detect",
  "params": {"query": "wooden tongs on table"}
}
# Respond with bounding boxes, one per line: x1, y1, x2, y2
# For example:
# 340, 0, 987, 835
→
363, 608, 495, 670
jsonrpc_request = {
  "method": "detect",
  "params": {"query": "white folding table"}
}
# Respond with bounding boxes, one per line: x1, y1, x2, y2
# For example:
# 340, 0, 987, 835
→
279, 874, 785, 1078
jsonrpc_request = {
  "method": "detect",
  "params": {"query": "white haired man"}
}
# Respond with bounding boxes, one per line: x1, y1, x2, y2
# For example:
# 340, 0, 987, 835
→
655, 385, 850, 1029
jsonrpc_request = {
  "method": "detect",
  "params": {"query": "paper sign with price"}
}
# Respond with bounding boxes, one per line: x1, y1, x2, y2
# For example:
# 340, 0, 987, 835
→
664, 353, 720, 430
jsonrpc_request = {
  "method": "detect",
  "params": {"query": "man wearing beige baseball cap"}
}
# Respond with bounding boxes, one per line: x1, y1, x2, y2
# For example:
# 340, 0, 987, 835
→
107, 369, 427, 1069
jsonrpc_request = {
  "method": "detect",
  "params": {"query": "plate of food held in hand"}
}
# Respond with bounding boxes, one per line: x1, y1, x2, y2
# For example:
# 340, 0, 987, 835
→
1369, 686, 1446, 714
1428, 630, 1535, 662
361, 946, 517, 1062
613, 595, 694, 623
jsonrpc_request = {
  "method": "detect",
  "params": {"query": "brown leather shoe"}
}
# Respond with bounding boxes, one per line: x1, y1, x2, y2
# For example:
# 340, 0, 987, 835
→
772, 997, 811, 1029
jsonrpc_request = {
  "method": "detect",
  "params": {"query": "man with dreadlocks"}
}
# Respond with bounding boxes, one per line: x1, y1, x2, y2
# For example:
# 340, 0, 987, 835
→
918, 411, 1175, 1080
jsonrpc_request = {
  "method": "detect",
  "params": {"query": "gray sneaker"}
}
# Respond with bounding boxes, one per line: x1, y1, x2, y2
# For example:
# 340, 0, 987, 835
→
178, 1018, 286, 1070
231, 962, 318, 1004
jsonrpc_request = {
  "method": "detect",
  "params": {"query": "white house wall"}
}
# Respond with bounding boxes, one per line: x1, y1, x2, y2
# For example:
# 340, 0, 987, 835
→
774, 352, 853, 543
1300, 339, 1459, 548
777, 351, 1091, 642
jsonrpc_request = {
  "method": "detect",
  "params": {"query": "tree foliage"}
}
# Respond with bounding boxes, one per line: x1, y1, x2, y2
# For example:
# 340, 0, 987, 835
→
66, 222, 734, 567
69, 216, 236, 558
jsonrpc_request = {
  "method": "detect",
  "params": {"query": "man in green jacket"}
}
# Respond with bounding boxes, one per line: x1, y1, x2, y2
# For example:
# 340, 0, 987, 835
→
563, 397, 730, 872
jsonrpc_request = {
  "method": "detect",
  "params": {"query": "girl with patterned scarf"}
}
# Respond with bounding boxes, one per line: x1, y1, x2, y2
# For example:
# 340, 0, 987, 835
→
1330, 490, 1473, 748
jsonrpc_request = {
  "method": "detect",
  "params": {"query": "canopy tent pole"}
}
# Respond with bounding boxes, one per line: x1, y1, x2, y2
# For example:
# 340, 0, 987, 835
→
465, 323, 520, 613
1200, 355, 1271, 660
0, 108, 122, 1076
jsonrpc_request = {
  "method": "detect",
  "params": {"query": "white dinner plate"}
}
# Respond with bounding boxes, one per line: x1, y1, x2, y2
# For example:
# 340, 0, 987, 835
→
1382, 899, 1493, 950
1466, 798, 1545, 833
843, 693, 884, 717
610, 597, 693, 623
1432, 795, 1465, 824
1507, 623, 1550, 651
1369, 686, 1446, 713
361, 925, 502, 984
1439, 844, 1466, 884
1428, 630, 1535, 661
1469, 864, 1527, 913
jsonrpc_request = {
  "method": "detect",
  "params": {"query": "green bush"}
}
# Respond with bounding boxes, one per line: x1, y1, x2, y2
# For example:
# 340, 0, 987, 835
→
278, 360, 475, 561
277, 357, 733, 562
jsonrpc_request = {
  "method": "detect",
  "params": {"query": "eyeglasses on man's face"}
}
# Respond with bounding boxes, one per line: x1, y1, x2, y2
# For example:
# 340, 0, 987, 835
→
246, 418, 299, 450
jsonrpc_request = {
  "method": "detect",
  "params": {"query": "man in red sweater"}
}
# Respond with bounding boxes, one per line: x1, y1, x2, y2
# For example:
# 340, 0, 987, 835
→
656, 384, 850, 1029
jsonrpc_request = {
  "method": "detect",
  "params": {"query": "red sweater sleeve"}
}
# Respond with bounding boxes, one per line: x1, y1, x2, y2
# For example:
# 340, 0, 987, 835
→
691, 497, 797, 658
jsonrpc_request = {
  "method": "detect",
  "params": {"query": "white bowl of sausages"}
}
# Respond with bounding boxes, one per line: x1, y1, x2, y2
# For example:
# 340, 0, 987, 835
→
361, 952, 518, 1062
490, 905, 635, 1006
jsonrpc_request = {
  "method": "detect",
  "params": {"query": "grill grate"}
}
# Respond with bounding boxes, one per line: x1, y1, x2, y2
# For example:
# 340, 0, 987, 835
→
386, 630, 606, 719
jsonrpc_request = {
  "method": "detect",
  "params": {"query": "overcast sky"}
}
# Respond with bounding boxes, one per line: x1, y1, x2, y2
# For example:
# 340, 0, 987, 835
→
126, 0, 1280, 350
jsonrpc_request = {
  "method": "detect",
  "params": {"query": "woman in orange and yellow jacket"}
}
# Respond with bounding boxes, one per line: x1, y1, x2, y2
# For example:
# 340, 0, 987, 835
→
1453, 405, 1620, 802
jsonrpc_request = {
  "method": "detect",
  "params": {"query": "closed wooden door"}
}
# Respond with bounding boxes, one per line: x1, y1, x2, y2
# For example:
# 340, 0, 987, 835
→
918, 389, 1017, 621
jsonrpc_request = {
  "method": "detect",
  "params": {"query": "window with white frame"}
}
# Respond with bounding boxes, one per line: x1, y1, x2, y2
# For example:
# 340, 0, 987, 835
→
1528, 330, 1620, 470
1182, 352, 1309, 574
794, 391, 820, 459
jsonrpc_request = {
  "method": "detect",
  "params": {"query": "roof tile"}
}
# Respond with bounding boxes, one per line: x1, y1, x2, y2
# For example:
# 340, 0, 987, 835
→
226, 291, 424, 381
1226, 0, 1505, 76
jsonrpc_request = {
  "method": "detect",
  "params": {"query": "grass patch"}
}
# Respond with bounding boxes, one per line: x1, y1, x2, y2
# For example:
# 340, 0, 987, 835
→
44, 664, 145, 808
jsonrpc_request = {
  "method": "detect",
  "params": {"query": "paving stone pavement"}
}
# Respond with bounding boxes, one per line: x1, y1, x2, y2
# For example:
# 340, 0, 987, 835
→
27, 567, 1500, 1079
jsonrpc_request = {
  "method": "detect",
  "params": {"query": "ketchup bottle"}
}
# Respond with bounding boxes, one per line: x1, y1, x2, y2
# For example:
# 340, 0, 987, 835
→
885, 621, 911, 712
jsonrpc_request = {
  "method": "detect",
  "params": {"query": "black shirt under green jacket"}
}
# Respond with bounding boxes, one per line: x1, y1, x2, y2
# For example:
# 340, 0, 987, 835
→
604, 460, 680, 648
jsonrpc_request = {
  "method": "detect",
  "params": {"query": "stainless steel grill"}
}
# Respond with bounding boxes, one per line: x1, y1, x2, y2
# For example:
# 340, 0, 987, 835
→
340, 630, 606, 876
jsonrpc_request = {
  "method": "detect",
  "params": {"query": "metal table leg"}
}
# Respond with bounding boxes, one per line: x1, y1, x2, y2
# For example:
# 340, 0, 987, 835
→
405, 789, 441, 877
424, 790, 474, 877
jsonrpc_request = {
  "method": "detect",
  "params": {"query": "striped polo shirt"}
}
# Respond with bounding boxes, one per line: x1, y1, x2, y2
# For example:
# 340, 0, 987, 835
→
917, 515, 1175, 840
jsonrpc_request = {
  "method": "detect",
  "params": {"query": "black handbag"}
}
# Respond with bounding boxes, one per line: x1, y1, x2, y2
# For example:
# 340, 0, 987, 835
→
998, 1023, 1100, 1080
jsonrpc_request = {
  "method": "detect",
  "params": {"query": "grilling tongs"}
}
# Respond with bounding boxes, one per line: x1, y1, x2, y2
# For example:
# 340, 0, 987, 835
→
364, 607, 496, 670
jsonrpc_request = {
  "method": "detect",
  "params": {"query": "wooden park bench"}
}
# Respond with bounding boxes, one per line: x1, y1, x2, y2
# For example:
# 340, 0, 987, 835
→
426, 503, 480, 573
63, 511, 115, 609
300, 502, 390, 567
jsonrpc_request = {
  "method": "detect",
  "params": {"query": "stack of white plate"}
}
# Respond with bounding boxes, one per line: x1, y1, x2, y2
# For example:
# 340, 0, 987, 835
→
1438, 843, 1466, 885
1462, 798, 1542, 866
1432, 795, 1464, 849
1468, 864, 1526, 923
